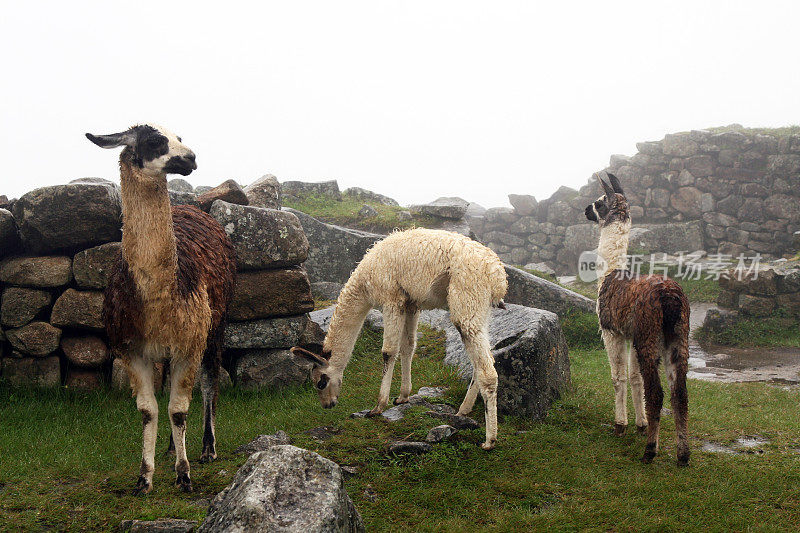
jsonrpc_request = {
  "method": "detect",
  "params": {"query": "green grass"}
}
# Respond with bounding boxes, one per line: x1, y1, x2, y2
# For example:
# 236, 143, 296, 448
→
695, 313, 800, 348
284, 192, 442, 234
2, 325, 800, 531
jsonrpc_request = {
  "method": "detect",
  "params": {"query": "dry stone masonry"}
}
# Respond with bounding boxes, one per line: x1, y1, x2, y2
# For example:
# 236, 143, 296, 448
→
0, 179, 321, 391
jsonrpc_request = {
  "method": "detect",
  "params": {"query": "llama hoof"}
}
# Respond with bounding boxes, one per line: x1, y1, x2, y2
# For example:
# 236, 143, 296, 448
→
636, 424, 648, 436
199, 451, 217, 464
677, 452, 691, 467
613, 423, 627, 436
175, 473, 193, 493
480, 440, 496, 451
366, 407, 383, 417
133, 477, 152, 496
641, 451, 656, 464
393, 397, 409, 406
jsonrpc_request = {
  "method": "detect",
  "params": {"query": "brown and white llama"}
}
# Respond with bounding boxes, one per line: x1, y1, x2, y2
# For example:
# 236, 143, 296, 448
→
585, 172, 690, 466
292, 228, 508, 450
87, 125, 236, 493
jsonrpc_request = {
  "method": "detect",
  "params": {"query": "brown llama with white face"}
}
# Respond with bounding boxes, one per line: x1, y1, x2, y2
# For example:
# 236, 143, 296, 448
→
585, 172, 690, 466
87, 125, 236, 493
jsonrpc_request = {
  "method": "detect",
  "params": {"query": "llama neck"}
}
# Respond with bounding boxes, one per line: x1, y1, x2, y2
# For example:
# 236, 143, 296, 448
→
597, 220, 631, 283
325, 280, 372, 373
119, 159, 178, 303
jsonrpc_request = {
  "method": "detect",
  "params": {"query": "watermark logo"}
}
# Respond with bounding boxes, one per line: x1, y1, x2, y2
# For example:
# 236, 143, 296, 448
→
578, 250, 606, 282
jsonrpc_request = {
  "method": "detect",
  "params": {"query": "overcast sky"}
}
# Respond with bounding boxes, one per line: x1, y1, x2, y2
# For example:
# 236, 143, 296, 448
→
1, 1, 798, 208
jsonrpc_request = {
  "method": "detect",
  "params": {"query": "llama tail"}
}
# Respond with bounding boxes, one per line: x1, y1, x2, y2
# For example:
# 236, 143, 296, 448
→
660, 290, 685, 346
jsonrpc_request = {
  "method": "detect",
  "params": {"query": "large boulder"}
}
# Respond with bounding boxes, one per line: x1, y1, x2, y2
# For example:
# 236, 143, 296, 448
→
409, 197, 469, 220
6, 321, 62, 356
0, 256, 72, 287
12, 183, 122, 254
629, 221, 705, 254
198, 446, 364, 533
50, 289, 104, 330
343, 187, 399, 206
428, 305, 570, 419
230, 267, 314, 321
224, 315, 309, 350
197, 179, 249, 211
504, 266, 595, 315
234, 349, 311, 390
244, 174, 282, 209
282, 180, 342, 203
1, 287, 52, 328
167, 178, 194, 192
286, 209, 383, 284
507, 194, 538, 217
2, 356, 61, 387
764, 194, 800, 223
0, 208, 20, 258
72, 242, 121, 289
210, 201, 309, 270
61, 335, 109, 368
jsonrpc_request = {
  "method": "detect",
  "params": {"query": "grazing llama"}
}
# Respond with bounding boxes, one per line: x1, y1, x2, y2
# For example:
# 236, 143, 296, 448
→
87, 125, 237, 493
585, 172, 690, 466
293, 228, 507, 450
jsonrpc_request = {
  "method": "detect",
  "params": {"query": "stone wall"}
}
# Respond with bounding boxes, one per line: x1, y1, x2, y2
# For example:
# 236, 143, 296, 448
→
717, 261, 800, 318
470, 127, 800, 273
0, 178, 320, 391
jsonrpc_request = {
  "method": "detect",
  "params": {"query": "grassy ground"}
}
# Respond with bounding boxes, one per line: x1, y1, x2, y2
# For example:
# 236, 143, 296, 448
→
3, 323, 800, 531
283, 192, 442, 234
696, 314, 800, 348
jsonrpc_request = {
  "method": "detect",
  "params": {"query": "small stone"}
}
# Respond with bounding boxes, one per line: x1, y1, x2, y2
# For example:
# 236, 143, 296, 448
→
357, 204, 378, 218
388, 441, 432, 455
425, 412, 479, 430
234, 430, 291, 455
350, 409, 372, 419
341, 466, 360, 477
426, 425, 458, 443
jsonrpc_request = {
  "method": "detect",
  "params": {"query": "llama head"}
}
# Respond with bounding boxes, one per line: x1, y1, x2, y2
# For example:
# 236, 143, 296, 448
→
585, 172, 630, 227
291, 346, 342, 408
86, 124, 197, 178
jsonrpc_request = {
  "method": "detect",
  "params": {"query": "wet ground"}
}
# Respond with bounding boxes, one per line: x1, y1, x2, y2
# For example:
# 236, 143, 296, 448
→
688, 303, 800, 385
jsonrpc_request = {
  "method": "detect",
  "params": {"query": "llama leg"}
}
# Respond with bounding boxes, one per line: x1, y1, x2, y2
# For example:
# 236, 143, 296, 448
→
129, 355, 158, 495
628, 344, 647, 435
602, 329, 629, 435
168, 357, 196, 492
665, 345, 690, 466
636, 342, 664, 464
462, 328, 498, 450
457, 374, 480, 416
199, 363, 219, 464
369, 306, 403, 416
394, 309, 419, 405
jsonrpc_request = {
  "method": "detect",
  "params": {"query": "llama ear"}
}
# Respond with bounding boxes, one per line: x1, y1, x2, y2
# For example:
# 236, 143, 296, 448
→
597, 172, 616, 199
291, 346, 329, 368
606, 173, 625, 195
85, 130, 136, 149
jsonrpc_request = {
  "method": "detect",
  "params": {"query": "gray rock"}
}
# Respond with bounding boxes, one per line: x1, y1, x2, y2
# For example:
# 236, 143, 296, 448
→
50, 289, 104, 330
119, 519, 197, 532
343, 187, 399, 206
380, 403, 414, 422
765, 194, 800, 223
414, 386, 446, 399
357, 204, 378, 218
168, 190, 199, 207
6, 321, 61, 356
388, 441, 432, 455
235, 431, 292, 455
210, 201, 309, 270
1, 287, 52, 328
61, 335, 108, 368
397, 210, 412, 221
282, 180, 342, 202
72, 242, 121, 289
198, 446, 364, 533
424, 412, 479, 430
662, 133, 699, 157
65, 368, 103, 390
12, 183, 122, 254
424, 304, 571, 419
409, 197, 469, 220
167, 178, 195, 192
286, 209, 383, 284
194, 185, 214, 195
508, 194, 538, 216
311, 281, 344, 301
630, 221, 705, 254
224, 315, 310, 349
230, 268, 314, 321
670, 187, 703, 217
0, 209, 20, 259
504, 266, 594, 315
2, 355, 60, 387
234, 349, 311, 390
197, 179, 249, 211
244, 175, 282, 209
465, 202, 487, 217
701, 308, 738, 333
0, 255, 72, 287
426, 425, 458, 443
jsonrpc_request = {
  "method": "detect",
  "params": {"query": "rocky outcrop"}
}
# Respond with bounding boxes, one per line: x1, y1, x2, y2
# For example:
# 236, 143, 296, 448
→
717, 261, 800, 318
198, 445, 364, 533
282, 180, 342, 203
286, 208, 383, 284
343, 187, 399, 206
409, 197, 469, 220
504, 266, 594, 315
0, 208, 20, 258
244, 174, 282, 209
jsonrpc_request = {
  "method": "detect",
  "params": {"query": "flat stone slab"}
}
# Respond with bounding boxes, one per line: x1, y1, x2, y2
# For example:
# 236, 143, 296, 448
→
426, 425, 458, 443
425, 412, 479, 430
235, 431, 292, 455
388, 441, 433, 455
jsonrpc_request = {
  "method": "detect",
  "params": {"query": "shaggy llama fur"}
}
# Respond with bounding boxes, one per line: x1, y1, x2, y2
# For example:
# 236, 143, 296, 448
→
293, 228, 508, 450
586, 172, 690, 466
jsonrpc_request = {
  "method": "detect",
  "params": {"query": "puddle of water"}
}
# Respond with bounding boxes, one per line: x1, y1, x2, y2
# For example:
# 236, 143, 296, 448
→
701, 436, 769, 455
701, 442, 737, 455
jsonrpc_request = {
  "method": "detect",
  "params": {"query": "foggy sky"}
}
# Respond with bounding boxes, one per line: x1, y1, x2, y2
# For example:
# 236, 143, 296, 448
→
1, 1, 798, 208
